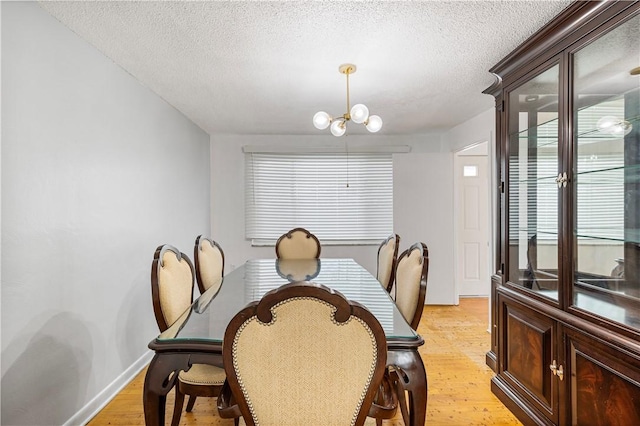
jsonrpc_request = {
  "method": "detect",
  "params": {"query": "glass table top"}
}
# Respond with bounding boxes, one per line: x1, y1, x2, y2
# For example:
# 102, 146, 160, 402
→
158, 258, 418, 343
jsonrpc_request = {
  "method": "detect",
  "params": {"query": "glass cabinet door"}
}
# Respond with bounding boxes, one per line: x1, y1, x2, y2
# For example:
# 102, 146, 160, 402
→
572, 14, 640, 329
507, 64, 560, 301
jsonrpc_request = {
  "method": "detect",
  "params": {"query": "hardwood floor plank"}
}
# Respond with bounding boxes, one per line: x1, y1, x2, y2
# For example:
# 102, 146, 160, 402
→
88, 298, 520, 425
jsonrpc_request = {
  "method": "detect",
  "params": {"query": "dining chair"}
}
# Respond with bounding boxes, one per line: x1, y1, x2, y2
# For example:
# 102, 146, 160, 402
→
376, 234, 401, 293
150, 244, 227, 426
275, 227, 321, 259
389, 241, 429, 425
217, 281, 396, 426
194, 235, 225, 295
394, 242, 429, 330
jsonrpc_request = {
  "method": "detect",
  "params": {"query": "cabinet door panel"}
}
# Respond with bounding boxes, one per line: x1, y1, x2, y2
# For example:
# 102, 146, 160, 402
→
506, 63, 561, 302
501, 296, 557, 422
566, 329, 640, 426
571, 11, 640, 331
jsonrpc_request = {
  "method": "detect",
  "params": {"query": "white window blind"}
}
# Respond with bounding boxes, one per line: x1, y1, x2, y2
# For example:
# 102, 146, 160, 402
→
245, 152, 393, 244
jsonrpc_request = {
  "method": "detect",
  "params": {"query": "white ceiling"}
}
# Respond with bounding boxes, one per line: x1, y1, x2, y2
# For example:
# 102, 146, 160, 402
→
39, 1, 573, 136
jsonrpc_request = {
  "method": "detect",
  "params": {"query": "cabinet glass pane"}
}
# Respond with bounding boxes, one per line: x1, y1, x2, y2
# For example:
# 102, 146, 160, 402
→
508, 64, 560, 301
573, 14, 640, 329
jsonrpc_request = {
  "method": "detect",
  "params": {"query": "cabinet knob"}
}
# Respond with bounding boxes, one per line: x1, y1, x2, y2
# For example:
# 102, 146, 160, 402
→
550, 360, 564, 380
557, 364, 564, 381
556, 172, 568, 188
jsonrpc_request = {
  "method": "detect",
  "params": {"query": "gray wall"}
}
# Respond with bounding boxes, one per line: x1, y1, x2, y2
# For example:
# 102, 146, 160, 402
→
1, 2, 210, 425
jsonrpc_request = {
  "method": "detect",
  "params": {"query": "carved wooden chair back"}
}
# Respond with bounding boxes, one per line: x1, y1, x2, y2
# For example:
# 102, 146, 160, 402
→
151, 244, 195, 332
393, 242, 429, 330
222, 282, 387, 426
194, 235, 225, 294
377, 234, 401, 293
275, 227, 321, 259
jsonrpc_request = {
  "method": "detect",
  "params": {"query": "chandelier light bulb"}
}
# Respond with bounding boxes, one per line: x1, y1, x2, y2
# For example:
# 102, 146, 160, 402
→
350, 104, 369, 124
330, 119, 346, 137
597, 116, 633, 137
313, 111, 331, 130
596, 116, 620, 133
609, 120, 633, 137
365, 115, 383, 133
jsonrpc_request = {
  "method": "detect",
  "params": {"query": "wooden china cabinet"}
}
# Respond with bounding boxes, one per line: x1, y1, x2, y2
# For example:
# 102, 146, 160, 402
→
484, 1, 640, 425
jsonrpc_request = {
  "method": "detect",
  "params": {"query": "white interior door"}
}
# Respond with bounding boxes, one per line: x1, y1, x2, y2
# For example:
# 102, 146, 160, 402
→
455, 146, 490, 296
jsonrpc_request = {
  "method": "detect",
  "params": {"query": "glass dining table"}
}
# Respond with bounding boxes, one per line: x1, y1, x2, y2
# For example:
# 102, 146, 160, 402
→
143, 258, 426, 425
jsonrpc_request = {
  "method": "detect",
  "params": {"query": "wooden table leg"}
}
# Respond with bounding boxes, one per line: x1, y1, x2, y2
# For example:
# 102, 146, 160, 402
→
143, 353, 190, 426
388, 348, 427, 426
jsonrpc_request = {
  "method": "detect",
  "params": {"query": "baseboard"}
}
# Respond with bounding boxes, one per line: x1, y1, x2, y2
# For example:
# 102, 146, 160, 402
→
63, 350, 154, 426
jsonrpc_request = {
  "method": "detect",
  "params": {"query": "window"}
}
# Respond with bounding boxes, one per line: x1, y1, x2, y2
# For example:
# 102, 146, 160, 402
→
245, 152, 393, 244
463, 165, 478, 177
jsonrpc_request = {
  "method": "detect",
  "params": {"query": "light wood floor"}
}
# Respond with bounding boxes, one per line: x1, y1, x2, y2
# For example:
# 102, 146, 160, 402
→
88, 298, 521, 425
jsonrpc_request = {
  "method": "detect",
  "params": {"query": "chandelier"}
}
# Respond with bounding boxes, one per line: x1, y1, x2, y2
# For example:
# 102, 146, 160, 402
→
312, 64, 382, 137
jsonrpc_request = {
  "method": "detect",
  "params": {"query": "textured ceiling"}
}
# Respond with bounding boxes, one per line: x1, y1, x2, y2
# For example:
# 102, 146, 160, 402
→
39, 1, 573, 136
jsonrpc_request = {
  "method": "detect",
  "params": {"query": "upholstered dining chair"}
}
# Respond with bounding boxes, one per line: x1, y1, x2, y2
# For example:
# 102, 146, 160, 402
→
275, 227, 321, 259
394, 242, 429, 330
389, 242, 429, 425
150, 244, 227, 426
217, 281, 396, 426
194, 235, 225, 295
376, 234, 401, 293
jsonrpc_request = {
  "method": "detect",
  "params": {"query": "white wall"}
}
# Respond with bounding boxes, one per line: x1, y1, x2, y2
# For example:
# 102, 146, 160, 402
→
443, 106, 496, 275
1, 3, 210, 425
444, 107, 495, 153
394, 153, 455, 304
210, 133, 456, 296
443, 108, 496, 316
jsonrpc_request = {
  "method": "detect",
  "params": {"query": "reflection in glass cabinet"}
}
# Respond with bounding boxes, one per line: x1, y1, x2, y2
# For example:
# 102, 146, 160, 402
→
573, 13, 640, 328
507, 64, 560, 301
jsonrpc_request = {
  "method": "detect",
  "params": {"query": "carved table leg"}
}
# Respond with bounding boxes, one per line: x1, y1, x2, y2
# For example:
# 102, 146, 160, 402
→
143, 353, 191, 426
388, 348, 427, 426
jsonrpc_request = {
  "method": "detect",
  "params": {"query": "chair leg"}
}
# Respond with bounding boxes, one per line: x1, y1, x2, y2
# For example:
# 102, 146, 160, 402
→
375, 386, 383, 426
171, 388, 186, 426
185, 395, 197, 412
397, 384, 410, 425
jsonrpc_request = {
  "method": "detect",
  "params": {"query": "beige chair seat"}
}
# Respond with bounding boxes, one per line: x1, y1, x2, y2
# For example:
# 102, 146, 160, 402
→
178, 363, 226, 386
